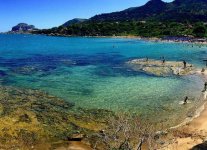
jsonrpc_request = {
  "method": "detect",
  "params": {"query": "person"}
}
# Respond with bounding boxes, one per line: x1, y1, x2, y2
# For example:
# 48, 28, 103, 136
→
203, 60, 207, 67
146, 57, 149, 62
183, 96, 188, 105
183, 60, 187, 69
203, 82, 207, 92
163, 59, 166, 64
201, 68, 205, 73
161, 56, 165, 64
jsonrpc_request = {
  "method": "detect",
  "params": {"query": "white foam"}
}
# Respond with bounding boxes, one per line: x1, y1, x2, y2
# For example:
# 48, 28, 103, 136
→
170, 104, 205, 130
179, 101, 191, 105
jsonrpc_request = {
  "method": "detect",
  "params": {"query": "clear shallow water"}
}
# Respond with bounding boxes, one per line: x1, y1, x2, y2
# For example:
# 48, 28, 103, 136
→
0, 34, 206, 124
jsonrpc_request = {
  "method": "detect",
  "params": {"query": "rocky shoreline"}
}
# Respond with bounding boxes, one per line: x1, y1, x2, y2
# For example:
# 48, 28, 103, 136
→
0, 84, 189, 150
0, 85, 114, 149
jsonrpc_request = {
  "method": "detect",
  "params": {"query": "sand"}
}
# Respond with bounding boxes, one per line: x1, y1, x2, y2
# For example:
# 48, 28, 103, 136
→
162, 103, 207, 150
158, 69, 207, 150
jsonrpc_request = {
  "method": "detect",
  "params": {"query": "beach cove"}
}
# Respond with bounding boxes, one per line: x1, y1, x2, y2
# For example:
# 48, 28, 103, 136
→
0, 34, 207, 149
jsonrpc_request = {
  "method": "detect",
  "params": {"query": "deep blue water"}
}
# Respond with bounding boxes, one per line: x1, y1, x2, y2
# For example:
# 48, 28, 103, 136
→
0, 34, 206, 123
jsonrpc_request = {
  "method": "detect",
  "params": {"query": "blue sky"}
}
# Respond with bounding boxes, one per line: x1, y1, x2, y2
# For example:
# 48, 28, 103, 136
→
0, 0, 173, 32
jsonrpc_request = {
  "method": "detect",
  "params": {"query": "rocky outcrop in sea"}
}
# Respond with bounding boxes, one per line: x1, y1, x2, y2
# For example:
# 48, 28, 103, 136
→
126, 58, 195, 76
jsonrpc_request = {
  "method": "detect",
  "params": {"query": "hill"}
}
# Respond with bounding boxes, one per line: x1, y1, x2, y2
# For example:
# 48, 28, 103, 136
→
11, 23, 36, 32
61, 18, 88, 27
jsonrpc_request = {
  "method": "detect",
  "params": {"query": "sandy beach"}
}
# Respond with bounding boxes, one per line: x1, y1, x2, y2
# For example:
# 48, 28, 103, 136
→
161, 69, 207, 150
162, 101, 207, 150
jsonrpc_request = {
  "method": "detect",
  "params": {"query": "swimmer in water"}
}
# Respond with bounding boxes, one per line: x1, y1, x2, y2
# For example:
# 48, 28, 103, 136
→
183, 96, 188, 105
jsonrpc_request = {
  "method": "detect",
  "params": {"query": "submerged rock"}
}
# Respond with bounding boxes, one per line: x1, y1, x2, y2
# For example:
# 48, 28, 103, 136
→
12, 65, 56, 75
0, 86, 113, 149
18, 113, 32, 123
126, 58, 195, 77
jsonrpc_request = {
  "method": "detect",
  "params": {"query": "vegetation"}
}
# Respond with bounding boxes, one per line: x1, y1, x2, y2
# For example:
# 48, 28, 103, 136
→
33, 21, 207, 38
192, 23, 207, 37
61, 18, 88, 27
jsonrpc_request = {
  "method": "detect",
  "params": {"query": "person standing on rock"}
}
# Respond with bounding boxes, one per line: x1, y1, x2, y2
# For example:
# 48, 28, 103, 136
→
161, 56, 165, 64
146, 57, 149, 62
183, 60, 187, 69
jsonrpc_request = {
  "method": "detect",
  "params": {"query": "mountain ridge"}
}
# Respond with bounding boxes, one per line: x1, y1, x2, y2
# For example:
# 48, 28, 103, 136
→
90, 0, 207, 22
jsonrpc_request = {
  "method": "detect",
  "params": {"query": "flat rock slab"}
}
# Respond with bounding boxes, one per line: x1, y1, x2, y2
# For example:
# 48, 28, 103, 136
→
126, 58, 195, 76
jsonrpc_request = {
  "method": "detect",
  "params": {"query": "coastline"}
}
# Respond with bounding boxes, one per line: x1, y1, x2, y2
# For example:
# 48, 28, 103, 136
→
2, 32, 207, 45
57, 35, 207, 45
126, 59, 207, 149
162, 102, 207, 150
51, 35, 207, 45
161, 70, 207, 150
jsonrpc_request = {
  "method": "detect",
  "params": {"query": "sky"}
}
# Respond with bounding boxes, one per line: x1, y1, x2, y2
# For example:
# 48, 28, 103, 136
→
0, 0, 173, 32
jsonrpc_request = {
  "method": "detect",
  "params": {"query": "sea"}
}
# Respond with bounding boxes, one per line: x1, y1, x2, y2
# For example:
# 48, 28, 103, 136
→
0, 34, 206, 126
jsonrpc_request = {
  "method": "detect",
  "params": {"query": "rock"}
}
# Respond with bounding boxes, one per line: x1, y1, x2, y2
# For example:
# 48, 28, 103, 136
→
0, 104, 4, 115
126, 58, 195, 77
159, 141, 165, 145
68, 134, 85, 141
0, 85, 112, 149
119, 140, 131, 150
18, 114, 32, 123
155, 130, 168, 136
54, 141, 93, 150
143, 66, 172, 76
17, 129, 38, 145
154, 130, 168, 140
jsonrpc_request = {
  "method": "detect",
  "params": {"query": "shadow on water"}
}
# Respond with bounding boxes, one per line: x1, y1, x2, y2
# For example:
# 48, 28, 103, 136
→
0, 52, 126, 75
93, 65, 150, 77
0, 52, 164, 83
190, 142, 207, 150
0, 70, 7, 77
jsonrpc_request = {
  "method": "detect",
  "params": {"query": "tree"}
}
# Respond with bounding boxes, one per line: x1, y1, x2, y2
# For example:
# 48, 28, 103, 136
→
193, 24, 206, 38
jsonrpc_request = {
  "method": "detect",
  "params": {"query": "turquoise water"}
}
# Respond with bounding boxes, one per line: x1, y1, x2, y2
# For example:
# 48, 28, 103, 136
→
0, 34, 206, 123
